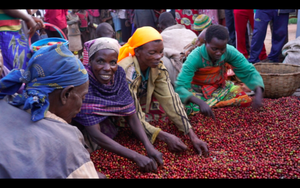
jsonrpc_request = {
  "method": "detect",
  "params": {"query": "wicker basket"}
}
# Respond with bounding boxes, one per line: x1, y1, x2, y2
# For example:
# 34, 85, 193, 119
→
254, 63, 300, 98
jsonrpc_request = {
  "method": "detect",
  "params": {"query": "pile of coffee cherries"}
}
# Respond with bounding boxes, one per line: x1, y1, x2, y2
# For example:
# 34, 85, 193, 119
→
90, 96, 300, 179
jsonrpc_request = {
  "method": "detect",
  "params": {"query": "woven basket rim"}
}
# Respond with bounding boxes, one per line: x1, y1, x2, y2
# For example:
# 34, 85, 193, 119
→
254, 63, 300, 76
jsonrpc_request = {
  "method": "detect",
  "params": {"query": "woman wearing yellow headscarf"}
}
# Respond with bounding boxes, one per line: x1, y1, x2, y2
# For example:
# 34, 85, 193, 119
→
118, 26, 209, 157
118, 26, 163, 62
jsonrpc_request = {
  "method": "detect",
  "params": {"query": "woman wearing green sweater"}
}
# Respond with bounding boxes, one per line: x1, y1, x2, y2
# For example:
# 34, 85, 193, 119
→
175, 25, 264, 118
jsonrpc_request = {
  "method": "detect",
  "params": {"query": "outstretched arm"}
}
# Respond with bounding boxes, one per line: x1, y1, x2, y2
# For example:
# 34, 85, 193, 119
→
154, 64, 209, 156
252, 86, 263, 110
85, 123, 158, 172
2, 9, 42, 38
125, 113, 163, 167
187, 95, 215, 119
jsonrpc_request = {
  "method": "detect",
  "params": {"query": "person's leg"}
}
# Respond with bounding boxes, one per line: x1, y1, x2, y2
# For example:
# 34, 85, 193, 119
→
61, 28, 68, 39
225, 9, 236, 47
45, 29, 60, 38
245, 22, 250, 54
248, 10, 272, 63
296, 9, 300, 38
234, 10, 249, 58
248, 11, 268, 60
258, 44, 268, 61
45, 29, 54, 38
268, 11, 289, 62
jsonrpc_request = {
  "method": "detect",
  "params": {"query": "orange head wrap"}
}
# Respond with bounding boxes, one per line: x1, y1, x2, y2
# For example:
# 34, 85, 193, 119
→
117, 26, 163, 63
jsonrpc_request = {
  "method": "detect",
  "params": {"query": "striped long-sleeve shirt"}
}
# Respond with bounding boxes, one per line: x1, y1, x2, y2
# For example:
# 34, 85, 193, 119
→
118, 55, 192, 143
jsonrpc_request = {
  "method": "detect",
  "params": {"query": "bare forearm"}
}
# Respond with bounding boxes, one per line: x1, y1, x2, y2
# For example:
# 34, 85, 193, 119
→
3, 9, 32, 22
187, 95, 202, 105
187, 128, 198, 141
85, 125, 140, 161
125, 113, 154, 150
255, 86, 263, 95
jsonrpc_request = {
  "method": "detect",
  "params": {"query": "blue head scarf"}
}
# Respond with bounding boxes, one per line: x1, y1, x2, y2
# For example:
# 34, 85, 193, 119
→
0, 43, 88, 121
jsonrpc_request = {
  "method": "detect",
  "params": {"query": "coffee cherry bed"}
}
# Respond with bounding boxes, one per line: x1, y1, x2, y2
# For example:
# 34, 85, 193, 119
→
90, 96, 300, 179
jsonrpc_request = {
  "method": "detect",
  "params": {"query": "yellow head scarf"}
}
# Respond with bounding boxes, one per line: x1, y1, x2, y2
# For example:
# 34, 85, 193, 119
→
117, 26, 163, 63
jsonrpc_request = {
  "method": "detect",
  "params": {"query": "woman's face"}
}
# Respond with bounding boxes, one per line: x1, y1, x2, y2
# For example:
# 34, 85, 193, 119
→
135, 40, 164, 70
205, 37, 227, 62
89, 49, 118, 84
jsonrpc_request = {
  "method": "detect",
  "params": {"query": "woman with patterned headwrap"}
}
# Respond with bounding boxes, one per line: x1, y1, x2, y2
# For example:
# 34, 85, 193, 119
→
73, 37, 163, 173
0, 43, 103, 178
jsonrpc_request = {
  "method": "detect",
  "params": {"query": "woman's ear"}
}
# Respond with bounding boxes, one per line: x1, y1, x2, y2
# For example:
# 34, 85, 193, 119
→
89, 54, 94, 66
60, 85, 74, 105
134, 48, 139, 57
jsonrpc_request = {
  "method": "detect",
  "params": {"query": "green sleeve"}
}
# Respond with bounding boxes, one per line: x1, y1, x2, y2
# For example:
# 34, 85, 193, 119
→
225, 45, 265, 91
175, 47, 203, 104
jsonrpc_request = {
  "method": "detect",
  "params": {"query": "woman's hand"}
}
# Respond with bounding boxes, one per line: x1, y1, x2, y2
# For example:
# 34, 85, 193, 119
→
145, 146, 164, 168
157, 130, 188, 152
125, 113, 163, 172
188, 129, 209, 157
27, 16, 45, 38
188, 96, 215, 120
133, 153, 158, 173
199, 100, 215, 119
31, 16, 45, 29
252, 86, 263, 110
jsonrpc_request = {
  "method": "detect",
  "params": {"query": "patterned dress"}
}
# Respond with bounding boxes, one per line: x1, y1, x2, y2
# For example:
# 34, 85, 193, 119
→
175, 44, 265, 116
175, 9, 199, 35
0, 10, 31, 70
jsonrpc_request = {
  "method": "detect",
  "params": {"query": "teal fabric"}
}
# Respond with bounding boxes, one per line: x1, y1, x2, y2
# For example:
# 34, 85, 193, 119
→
175, 44, 265, 104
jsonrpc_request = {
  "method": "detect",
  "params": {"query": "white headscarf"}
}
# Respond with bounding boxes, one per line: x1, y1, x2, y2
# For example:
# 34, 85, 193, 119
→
88, 37, 121, 59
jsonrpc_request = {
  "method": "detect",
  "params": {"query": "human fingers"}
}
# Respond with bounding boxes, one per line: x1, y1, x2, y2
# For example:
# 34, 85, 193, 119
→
142, 159, 156, 173
28, 28, 36, 39
204, 110, 214, 119
172, 139, 188, 152
150, 159, 158, 173
210, 110, 216, 120
154, 153, 164, 167
201, 144, 209, 158
195, 144, 202, 156
200, 109, 209, 117
177, 140, 188, 151
136, 155, 151, 172
140, 163, 150, 173
252, 100, 262, 111
198, 149, 203, 156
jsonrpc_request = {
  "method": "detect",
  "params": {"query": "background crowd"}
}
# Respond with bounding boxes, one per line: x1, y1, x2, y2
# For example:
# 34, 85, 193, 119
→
1, 9, 298, 72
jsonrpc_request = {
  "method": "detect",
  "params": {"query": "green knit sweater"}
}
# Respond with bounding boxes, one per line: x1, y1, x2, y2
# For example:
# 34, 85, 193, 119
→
175, 44, 265, 104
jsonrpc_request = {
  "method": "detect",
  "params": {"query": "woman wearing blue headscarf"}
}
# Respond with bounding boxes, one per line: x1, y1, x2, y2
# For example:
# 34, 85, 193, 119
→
0, 43, 105, 178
